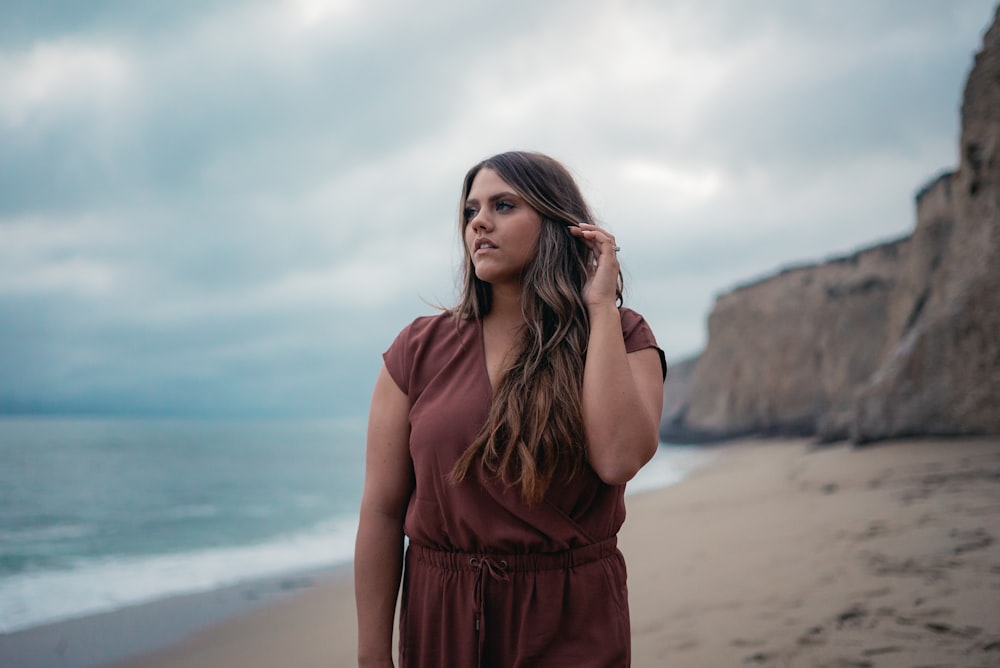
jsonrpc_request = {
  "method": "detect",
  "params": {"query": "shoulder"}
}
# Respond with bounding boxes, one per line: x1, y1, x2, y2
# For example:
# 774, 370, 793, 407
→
393, 311, 466, 350
617, 306, 646, 330
383, 311, 474, 395
617, 307, 654, 342
618, 307, 667, 379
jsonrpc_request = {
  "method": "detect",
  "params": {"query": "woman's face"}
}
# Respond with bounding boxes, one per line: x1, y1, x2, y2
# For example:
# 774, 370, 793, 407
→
463, 168, 543, 288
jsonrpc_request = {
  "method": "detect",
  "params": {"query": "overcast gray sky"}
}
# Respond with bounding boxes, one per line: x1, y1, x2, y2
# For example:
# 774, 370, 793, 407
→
1, 0, 995, 418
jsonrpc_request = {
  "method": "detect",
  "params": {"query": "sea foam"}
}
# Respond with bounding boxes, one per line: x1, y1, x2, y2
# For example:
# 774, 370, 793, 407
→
0, 514, 359, 634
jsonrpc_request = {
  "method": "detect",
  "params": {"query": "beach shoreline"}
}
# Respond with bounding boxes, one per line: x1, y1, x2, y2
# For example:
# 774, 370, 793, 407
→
4, 436, 999, 667
0, 442, 712, 667
0, 564, 353, 668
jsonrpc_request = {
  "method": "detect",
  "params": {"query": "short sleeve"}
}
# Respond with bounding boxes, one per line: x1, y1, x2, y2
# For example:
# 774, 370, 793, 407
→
619, 307, 668, 380
382, 322, 413, 394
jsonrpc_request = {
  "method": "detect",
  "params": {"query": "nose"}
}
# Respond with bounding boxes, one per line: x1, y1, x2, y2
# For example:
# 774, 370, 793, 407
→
469, 210, 493, 232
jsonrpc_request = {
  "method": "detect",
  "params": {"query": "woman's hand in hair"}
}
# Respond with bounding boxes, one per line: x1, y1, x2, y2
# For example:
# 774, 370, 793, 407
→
569, 223, 620, 308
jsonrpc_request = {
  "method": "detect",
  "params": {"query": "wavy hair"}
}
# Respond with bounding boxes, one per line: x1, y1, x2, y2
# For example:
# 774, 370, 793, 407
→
449, 151, 623, 503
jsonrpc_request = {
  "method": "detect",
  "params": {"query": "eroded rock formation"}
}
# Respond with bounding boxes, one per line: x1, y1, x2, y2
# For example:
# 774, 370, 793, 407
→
661, 8, 1000, 445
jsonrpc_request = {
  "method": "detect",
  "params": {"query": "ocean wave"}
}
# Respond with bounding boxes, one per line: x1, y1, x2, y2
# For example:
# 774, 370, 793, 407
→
0, 523, 97, 544
156, 504, 221, 520
0, 445, 711, 634
0, 514, 359, 634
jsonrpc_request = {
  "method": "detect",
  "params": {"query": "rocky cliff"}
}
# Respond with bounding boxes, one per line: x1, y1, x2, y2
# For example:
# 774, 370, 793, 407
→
661, 8, 1000, 445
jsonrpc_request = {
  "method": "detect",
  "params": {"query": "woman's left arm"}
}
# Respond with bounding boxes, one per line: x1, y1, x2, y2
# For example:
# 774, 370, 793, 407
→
570, 223, 665, 485
582, 304, 664, 484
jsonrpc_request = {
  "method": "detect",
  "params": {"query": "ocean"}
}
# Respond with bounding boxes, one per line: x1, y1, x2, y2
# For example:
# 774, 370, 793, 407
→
0, 416, 709, 634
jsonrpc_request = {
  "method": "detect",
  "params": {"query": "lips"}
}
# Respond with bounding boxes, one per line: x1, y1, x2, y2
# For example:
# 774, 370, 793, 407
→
474, 238, 497, 252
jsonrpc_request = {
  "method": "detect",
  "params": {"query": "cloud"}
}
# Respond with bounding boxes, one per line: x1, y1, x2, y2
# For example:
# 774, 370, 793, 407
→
0, 40, 132, 128
0, 0, 995, 416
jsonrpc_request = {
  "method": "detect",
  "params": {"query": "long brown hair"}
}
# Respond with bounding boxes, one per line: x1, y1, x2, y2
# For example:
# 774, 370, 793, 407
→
449, 151, 623, 503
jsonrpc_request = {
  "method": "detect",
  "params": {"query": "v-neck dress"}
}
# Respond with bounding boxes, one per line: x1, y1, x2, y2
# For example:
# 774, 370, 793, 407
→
382, 307, 664, 668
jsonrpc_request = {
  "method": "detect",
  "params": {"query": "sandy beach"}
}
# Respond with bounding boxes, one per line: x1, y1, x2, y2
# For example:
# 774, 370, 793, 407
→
5, 436, 999, 667
626, 438, 1000, 666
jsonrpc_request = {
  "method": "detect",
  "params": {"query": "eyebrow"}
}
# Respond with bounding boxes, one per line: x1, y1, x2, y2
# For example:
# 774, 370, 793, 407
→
465, 191, 521, 207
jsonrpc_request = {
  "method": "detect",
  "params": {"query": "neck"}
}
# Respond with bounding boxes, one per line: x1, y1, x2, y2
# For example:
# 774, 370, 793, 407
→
484, 282, 523, 328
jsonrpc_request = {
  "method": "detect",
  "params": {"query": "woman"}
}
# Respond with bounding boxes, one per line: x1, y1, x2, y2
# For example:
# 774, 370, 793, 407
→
355, 151, 666, 667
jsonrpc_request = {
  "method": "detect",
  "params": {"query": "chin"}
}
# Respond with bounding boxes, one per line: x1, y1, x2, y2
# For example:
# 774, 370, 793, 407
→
473, 264, 496, 282
474, 262, 521, 286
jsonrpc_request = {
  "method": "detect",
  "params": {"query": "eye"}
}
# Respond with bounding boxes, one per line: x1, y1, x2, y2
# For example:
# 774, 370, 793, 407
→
496, 201, 514, 212
463, 206, 478, 223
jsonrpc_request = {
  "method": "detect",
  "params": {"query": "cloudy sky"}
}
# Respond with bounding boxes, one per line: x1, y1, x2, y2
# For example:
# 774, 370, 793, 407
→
1, 0, 995, 418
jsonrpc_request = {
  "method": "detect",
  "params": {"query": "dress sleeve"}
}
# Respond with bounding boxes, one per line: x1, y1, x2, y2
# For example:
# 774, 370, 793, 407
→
382, 322, 413, 395
619, 308, 668, 380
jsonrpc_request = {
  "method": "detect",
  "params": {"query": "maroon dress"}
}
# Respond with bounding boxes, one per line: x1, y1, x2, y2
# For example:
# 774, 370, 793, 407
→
383, 308, 664, 668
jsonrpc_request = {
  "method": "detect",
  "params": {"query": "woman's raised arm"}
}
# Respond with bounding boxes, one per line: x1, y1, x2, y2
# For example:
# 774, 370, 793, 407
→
581, 304, 664, 484
570, 222, 664, 484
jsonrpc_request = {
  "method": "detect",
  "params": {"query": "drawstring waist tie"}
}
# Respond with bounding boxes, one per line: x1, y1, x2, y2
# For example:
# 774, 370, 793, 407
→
407, 536, 618, 574
407, 537, 619, 666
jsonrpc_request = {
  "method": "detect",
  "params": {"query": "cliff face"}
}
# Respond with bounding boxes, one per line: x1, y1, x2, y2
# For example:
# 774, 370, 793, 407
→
677, 240, 908, 441
662, 8, 1000, 445
849, 11, 1000, 443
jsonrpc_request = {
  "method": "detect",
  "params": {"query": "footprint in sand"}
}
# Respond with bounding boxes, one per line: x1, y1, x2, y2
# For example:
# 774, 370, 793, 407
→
742, 650, 777, 664
856, 521, 890, 540
834, 604, 869, 629
730, 637, 768, 648
860, 645, 902, 657
824, 658, 873, 667
797, 625, 826, 646
949, 527, 994, 555
924, 621, 983, 638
